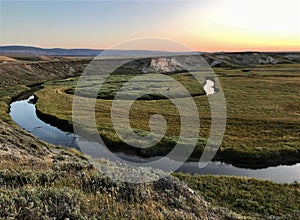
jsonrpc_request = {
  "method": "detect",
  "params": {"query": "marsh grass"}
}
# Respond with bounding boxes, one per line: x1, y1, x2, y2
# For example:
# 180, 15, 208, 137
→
65, 72, 205, 100
35, 64, 300, 165
1, 59, 299, 219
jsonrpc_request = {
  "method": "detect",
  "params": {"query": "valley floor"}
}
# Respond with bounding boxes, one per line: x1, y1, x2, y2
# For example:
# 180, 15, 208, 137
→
0, 56, 299, 219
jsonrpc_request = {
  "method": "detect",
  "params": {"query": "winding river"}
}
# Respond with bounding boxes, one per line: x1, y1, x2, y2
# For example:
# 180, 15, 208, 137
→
10, 96, 300, 184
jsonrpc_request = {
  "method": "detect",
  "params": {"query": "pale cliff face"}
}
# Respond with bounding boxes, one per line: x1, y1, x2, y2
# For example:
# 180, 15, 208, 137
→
143, 57, 185, 73
203, 79, 215, 95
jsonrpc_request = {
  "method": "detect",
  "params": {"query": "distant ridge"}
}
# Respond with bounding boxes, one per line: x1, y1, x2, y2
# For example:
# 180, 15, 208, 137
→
1, 46, 299, 67
0, 45, 194, 57
0, 46, 103, 56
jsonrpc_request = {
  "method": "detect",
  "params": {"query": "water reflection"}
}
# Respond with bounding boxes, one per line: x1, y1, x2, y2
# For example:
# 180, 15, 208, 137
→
9, 96, 300, 184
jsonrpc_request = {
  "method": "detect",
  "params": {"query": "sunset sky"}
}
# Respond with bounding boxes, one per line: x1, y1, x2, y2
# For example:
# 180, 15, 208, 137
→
1, 0, 299, 52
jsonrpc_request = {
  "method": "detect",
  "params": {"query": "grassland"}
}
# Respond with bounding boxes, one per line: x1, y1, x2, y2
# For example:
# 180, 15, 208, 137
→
0, 57, 225, 219
35, 63, 300, 167
173, 173, 300, 219
1, 56, 300, 219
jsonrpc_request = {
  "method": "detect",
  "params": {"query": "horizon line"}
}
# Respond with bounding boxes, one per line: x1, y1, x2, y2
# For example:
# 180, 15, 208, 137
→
1, 45, 300, 54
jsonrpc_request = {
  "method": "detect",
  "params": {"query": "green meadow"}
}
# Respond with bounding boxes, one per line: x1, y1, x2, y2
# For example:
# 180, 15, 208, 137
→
35, 63, 300, 167
0, 57, 299, 219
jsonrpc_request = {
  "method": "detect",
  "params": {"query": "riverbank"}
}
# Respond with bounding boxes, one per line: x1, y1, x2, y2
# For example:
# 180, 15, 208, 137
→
1, 55, 300, 219
35, 101, 300, 169
10, 95, 300, 183
33, 63, 300, 168
0, 58, 225, 219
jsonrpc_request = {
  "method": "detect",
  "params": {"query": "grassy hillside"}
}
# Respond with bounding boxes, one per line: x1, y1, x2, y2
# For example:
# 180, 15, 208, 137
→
0, 56, 299, 219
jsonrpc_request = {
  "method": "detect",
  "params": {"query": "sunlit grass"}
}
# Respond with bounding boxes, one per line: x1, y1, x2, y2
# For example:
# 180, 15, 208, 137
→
0, 59, 299, 219
35, 64, 300, 165
174, 173, 300, 219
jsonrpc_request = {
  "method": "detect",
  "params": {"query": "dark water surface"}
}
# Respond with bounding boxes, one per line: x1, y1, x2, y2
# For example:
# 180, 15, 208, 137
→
9, 96, 300, 184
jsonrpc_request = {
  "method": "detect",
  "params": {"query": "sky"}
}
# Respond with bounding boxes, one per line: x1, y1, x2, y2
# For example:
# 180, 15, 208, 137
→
0, 0, 299, 52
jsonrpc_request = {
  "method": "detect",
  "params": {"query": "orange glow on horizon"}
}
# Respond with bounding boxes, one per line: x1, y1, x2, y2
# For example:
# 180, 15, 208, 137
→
2, 0, 298, 52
